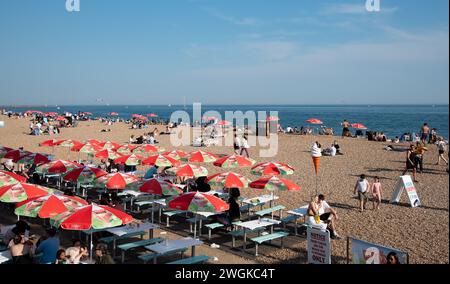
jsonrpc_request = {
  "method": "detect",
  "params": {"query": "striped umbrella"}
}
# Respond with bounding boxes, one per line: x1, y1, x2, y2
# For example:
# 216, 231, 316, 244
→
206, 172, 251, 189
55, 139, 83, 148
13, 153, 51, 166
132, 145, 165, 155
0, 183, 53, 203
166, 164, 208, 178
0, 146, 13, 158
63, 166, 107, 184
87, 139, 101, 146
95, 149, 122, 160
249, 176, 301, 191
113, 154, 144, 166
184, 150, 218, 163
213, 155, 256, 168
0, 170, 27, 187
100, 141, 120, 150
127, 178, 182, 196
70, 143, 102, 154
162, 150, 188, 160
36, 160, 81, 175
116, 144, 137, 155
251, 162, 295, 176
168, 192, 229, 213
3, 149, 32, 161
39, 139, 58, 147
15, 193, 88, 218
94, 173, 140, 190
142, 154, 181, 167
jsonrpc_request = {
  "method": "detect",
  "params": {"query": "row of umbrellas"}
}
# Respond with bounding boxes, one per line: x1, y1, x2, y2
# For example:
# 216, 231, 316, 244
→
306, 118, 367, 129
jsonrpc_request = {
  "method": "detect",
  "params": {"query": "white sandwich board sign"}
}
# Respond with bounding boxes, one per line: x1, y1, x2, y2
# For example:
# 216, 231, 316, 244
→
390, 175, 421, 208
307, 226, 331, 264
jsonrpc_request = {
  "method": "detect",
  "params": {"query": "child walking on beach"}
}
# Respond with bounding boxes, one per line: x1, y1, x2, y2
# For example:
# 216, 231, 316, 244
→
371, 177, 382, 210
353, 174, 370, 212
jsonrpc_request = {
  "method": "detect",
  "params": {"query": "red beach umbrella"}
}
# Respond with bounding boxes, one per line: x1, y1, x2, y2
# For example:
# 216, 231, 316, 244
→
266, 116, 280, 121
213, 155, 256, 168
3, 149, 32, 161
216, 120, 231, 126
109, 112, 119, 116
162, 150, 188, 160
168, 192, 229, 213
166, 164, 208, 177
94, 173, 140, 190
249, 176, 301, 191
63, 166, 107, 184
15, 194, 88, 218
306, 118, 323, 125
35, 160, 81, 175
351, 123, 368, 130
99, 141, 120, 150
39, 139, 58, 147
142, 154, 181, 167
0, 170, 27, 187
251, 162, 295, 176
206, 172, 251, 189
45, 112, 58, 117
128, 179, 182, 196
13, 153, 51, 165
113, 154, 144, 166
95, 149, 122, 160
147, 113, 158, 117
0, 183, 53, 203
184, 150, 218, 163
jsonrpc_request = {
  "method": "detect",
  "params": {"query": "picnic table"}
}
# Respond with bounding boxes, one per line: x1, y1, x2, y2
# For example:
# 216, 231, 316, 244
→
145, 237, 203, 261
286, 205, 308, 235
241, 195, 279, 211
235, 218, 281, 249
0, 250, 11, 264
189, 212, 218, 238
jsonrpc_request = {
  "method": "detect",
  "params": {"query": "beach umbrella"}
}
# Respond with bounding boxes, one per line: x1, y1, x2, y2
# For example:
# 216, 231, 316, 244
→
95, 149, 122, 160
39, 139, 58, 147
94, 173, 140, 190
132, 145, 165, 155
63, 166, 107, 184
109, 112, 119, 116
116, 144, 137, 155
50, 203, 133, 262
206, 172, 251, 189
15, 194, 88, 218
55, 139, 83, 148
25, 110, 43, 115
113, 154, 144, 166
213, 155, 256, 168
202, 116, 217, 121
162, 150, 188, 160
266, 116, 280, 121
35, 160, 81, 175
306, 118, 323, 125
251, 162, 295, 176
147, 113, 158, 117
351, 123, 368, 130
13, 153, 51, 166
0, 170, 27, 187
142, 154, 181, 167
127, 178, 182, 196
3, 149, 32, 161
0, 146, 13, 158
82, 112, 93, 116
45, 112, 58, 117
183, 150, 218, 163
70, 143, 102, 154
166, 164, 208, 178
249, 176, 301, 192
87, 139, 101, 145
216, 120, 231, 126
55, 116, 66, 122
169, 192, 229, 213
100, 141, 120, 150
0, 183, 53, 203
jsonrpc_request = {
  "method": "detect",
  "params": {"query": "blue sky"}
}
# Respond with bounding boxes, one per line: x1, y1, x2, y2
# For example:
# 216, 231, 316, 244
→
0, 0, 448, 105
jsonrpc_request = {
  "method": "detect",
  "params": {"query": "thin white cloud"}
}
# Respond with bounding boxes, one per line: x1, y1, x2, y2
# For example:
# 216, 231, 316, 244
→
202, 7, 261, 26
321, 3, 398, 15
243, 41, 298, 60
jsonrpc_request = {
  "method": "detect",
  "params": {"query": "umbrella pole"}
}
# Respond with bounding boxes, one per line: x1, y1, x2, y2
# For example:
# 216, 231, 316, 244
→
90, 233, 93, 263
194, 215, 197, 239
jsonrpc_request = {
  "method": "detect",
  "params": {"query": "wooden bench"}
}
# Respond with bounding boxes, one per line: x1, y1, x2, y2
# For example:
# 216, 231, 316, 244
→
251, 231, 289, 256
204, 223, 225, 240
167, 255, 209, 264
255, 205, 286, 219
138, 248, 188, 264
117, 237, 163, 263
228, 227, 265, 248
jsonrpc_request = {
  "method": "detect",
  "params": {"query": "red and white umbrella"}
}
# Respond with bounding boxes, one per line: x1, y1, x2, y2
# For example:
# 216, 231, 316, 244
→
0, 183, 53, 203
132, 145, 165, 155
216, 120, 231, 126
100, 141, 120, 150
63, 166, 107, 184
15, 193, 88, 218
116, 144, 137, 155
168, 192, 229, 213
251, 162, 295, 176
55, 139, 83, 148
249, 176, 301, 191
166, 164, 208, 177
35, 160, 81, 175
70, 143, 102, 154
39, 139, 58, 147
213, 155, 256, 168
206, 172, 251, 189
0, 170, 27, 187
128, 178, 182, 196
162, 150, 188, 160
184, 150, 218, 163
306, 118, 323, 125
45, 112, 58, 117
25, 110, 43, 115
94, 173, 140, 190
95, 149, 122, 160
3, 149, 32, 161
0, 146, 13, 158
109, 112, 119, 116
13, 153, 51, 166
142, 154, 181, 167
147, 113, 158, 117
113, 154, 144, 166
351, 123, 368, 130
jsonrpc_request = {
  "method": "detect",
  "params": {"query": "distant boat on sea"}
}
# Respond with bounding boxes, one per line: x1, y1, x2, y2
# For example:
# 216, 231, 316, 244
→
168, 104, 172, 107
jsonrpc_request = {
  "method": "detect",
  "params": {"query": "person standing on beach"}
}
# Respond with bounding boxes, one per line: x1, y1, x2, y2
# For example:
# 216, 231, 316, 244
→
371, 177, 382, 210
240, 135, 250, 158
436, 138, 448, 166
353, 174, 370, 212
341, 120, 351, 138
233, 133, 241, 155
402, 145, 419, 182
420, 123, 430, 144
414, 142, 427, 173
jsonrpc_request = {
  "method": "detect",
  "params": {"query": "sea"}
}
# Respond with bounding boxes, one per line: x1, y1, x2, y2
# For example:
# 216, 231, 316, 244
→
1, 105, 449, 139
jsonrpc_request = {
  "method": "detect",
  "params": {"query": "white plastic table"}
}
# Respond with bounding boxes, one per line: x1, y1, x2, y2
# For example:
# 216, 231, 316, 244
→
145, 237, 203, 261
242, 195, 279, 210
287, 205, 309, 235
0, 250, 11, 264
235, 218, 281, 249
106, 222, 159, 238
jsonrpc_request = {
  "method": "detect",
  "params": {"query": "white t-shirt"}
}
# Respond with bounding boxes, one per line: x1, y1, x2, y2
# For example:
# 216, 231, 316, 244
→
437, 141, 447, 151
318, 201, 331, 215
330, 146, 337, 156
356, 179, 370, 193
241, 138, 250, 149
